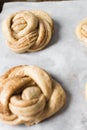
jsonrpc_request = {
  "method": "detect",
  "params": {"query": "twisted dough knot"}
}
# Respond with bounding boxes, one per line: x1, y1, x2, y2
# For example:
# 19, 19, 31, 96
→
2, 10, 53, 53
76, 19, 87, 44
0, 65, 66, 126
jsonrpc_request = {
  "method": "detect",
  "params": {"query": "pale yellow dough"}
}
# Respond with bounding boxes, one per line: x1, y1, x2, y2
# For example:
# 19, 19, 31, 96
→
76, 19, 87, 44
0, 65, 66, 126
85, 83, 87, 100
2, 10, 54, 53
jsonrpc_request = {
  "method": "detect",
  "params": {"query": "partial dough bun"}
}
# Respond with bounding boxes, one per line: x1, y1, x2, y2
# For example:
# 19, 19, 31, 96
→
0, 65, 66, 126
2, 10, 53, 53
85, 83, 87, 100
76, 19, 87, 44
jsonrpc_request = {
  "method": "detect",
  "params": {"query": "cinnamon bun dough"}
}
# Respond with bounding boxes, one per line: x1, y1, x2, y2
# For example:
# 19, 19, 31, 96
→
76, 18, 87, 44
2, 10, 53, 53
0, 65, 66, 126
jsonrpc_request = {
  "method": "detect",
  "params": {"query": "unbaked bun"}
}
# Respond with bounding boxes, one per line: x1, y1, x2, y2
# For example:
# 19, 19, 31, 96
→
0, 65, 66, 126
2, 10, 53, 53
76, 18, 87, 44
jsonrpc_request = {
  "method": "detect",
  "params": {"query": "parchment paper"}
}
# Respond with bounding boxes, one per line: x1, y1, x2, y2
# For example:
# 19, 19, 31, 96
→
0, 1, 87, 130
